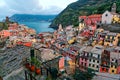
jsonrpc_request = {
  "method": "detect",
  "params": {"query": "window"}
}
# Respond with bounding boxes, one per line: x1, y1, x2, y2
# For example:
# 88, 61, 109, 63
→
97, 60, 99, 63
93, 60, 95, 62
81, 62, 83, 65
105, 14, 108, 17
111, 65, 113, 67
85, 59, 87, 61
102, 68, 104, 71
115, 60, 117, 63
112, 70, 114, 73
85, 63, 87, 66
98, 55, 100, 59
82, 58, 84, 61
112, 59, 114, 61
89, 64, 91, 66
97, 65, 99, 68
92, 64, 95, 67
90, 53, 93, 57
89, 59, 91, 62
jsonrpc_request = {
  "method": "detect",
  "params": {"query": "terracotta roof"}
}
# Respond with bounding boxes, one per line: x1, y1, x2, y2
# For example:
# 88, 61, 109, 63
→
79, 16, 87, 19
88, 14, 102, 18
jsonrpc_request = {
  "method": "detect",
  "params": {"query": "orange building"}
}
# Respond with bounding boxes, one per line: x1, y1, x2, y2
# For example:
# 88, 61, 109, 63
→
0, 30, 10, 38
23, 42, 32, 47
59, 57, 65, 71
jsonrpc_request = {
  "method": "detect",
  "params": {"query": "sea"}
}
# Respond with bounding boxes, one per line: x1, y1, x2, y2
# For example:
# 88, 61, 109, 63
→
18, 21, 54, 34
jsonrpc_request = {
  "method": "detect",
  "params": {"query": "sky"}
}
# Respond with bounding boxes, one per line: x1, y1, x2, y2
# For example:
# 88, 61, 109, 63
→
0, 0, 77, 20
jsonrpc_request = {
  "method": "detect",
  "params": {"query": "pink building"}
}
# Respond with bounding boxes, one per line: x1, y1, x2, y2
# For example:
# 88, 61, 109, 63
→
79, 46, 92, 69
79, 51, 89, 68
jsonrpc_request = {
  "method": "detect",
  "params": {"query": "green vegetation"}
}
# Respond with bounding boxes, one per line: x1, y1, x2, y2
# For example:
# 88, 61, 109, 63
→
0, 22, 8, 30
73, 68, 96, 80
50, 0, 120, 28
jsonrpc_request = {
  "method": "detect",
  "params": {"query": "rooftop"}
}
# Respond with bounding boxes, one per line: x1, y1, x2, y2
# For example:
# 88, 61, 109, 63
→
40, 49, 61, 62
91, 45, 104, 54
82, 46, 93, 52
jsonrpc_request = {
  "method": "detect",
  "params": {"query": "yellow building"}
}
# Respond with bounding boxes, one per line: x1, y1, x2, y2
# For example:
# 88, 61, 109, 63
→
104, 32, 118, 46
112, 15, 120, 23
109, 50, 120, 74
68, 37, 76, 44
109, 65, 117, 74
68, 60, 75, 74
79, 23, 85, 31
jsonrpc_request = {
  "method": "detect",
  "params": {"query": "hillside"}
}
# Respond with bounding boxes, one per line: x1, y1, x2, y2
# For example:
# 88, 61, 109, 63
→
10, 14, 56, 22
50, 0, 120, 29
0, 22, 8, 31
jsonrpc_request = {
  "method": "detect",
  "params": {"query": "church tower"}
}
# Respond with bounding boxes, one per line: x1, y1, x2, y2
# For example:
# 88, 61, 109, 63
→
111, 3, 116, 13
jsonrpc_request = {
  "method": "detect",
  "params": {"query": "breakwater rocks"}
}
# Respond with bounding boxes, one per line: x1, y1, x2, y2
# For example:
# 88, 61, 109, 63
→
0, 46, 30, 77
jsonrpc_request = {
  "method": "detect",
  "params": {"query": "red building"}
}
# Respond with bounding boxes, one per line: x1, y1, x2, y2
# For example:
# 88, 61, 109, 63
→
79, 14, 102, 26
100, 49, 110, 73
80, 29, 90, 38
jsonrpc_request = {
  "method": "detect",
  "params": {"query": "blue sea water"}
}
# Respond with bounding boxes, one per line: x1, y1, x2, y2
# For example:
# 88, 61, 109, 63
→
18, 22, 54, 34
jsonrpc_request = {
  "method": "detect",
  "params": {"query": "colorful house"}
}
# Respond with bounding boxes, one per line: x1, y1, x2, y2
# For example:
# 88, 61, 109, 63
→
104, 32, 118, 46
79, 46, 92, 69
79, 22, 85, 31
59, 57, 65, 71
88, 45, 104, 71
117, 66, 120, 74
80, 29, 90, 38
23, 42, 32, 47
0, 30, 10, 38
8, 23, 18, 30
87, 14, 102, 25
109, 47, 120, 74
79, 14, 102, 26
113, 33, 120, 46
100, 48, 112, 73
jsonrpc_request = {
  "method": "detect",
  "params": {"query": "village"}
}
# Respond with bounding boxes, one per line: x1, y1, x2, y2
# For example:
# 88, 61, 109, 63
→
0, 2, 120, 80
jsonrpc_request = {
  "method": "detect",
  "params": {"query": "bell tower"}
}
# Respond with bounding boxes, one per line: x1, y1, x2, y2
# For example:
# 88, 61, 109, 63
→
111, 3, 116, 13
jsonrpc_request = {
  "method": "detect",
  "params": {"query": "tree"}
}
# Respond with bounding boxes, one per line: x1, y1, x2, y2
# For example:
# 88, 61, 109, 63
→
49, 67, 58, 80
84, 68, 96, 80
73, 68, 87, 80
73, 68, 96, 80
